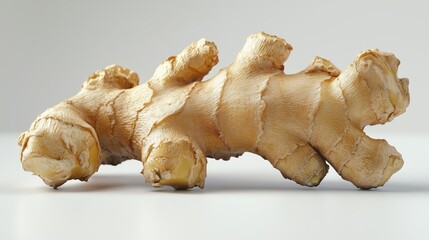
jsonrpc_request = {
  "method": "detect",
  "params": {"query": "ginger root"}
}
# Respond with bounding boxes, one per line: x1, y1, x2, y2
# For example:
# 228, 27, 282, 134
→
18, 32, 410, 189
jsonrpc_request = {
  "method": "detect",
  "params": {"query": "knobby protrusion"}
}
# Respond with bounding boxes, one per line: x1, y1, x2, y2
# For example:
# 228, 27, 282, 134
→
151, 39, 219, 86
234, 32, 293, 71
305, 56, 341, 77
83, 65, 139, 90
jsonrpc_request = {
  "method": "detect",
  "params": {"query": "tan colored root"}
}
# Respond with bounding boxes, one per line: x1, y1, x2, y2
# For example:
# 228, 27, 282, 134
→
18, 32, 409, 189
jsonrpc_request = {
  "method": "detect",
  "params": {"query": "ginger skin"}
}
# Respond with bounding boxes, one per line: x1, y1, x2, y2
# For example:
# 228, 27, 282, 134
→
18, 32, 410, 189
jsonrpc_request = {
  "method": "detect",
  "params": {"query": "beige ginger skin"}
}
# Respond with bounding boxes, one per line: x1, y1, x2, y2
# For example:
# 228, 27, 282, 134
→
18, 32, 410, 189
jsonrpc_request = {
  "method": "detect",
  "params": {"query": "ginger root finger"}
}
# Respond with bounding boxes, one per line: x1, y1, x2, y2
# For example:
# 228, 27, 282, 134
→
19, 105, 101, 188
143, 137, 206, 189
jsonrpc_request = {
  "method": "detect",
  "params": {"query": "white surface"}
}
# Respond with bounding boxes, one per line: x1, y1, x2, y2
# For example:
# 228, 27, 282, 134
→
0, 0, 427, 134
1, 133, 429, 240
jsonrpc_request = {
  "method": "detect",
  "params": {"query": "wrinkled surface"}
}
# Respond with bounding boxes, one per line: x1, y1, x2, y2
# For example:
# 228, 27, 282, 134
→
18, 32, 410, 189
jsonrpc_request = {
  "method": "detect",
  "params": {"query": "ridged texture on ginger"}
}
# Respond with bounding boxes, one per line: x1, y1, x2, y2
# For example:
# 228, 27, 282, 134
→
18, 32, 410, 189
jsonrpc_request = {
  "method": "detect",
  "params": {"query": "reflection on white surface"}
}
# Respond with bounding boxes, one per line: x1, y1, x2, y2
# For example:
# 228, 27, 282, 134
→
2, 134, 429, 240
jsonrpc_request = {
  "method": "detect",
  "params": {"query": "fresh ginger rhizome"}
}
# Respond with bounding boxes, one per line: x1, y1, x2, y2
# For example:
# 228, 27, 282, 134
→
18, 33, 410, 189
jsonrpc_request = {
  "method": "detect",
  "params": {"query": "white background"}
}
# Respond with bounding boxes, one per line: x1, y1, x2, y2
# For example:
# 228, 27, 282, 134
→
1, 1, 429, 240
